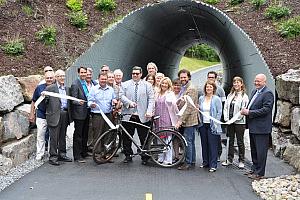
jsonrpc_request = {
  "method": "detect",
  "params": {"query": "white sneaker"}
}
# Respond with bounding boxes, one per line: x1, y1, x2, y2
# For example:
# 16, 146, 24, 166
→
36, 156, 42, 161
238, 162, 245, 169
221, 160, 232, 166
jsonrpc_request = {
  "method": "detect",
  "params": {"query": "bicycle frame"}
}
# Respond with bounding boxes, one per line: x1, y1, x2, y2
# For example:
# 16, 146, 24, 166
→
116, 120, 171, 156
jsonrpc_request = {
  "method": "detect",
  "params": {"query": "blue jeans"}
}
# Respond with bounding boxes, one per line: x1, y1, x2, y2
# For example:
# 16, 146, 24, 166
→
199, 124, 220, 168
183, 126, 196, 165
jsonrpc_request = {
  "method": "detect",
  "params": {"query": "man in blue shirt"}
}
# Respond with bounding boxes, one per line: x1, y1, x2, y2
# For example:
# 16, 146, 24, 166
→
88, 72, 117, 161
30, 71, 55, 160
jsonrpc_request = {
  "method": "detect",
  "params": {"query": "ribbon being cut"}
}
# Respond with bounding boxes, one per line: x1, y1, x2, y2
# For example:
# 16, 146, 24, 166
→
177, 95, 243, 125
34, 91, 116, 130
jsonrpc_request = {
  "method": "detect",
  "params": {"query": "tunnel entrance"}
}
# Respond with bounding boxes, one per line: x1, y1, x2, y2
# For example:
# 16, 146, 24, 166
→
66, 0, 274, 94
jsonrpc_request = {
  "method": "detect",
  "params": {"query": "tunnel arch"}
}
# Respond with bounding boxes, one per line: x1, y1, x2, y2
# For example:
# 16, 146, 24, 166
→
66, 0, 274, 94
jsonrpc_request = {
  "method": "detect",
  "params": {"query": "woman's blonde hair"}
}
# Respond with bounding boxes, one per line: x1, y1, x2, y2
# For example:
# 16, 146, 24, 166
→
230, 76, 246, 95
159, 77, 173, 94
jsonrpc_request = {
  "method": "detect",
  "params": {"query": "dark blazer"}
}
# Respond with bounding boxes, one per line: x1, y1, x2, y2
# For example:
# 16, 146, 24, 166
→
44, 83, 72, 127
246, 86, 274, 134
70, 78, 88, 120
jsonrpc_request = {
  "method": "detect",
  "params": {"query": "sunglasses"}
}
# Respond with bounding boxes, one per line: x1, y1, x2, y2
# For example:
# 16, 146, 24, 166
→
101, 69, 109, 72
45, 70, 53, 72
132, 73, 140, 75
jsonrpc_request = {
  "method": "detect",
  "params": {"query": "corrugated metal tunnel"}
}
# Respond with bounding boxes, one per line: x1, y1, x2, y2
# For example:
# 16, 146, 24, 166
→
66, 0, 274, 93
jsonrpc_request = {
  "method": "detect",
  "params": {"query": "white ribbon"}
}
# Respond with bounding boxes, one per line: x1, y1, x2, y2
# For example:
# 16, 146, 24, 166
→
177, 95, 242, 125
34, 91, 116, 130
94, 104, 116, 130
34, 91, 85, 109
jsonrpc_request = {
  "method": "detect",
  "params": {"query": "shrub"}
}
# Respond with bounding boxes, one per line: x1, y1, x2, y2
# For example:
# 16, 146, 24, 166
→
66, 0, 83, 11
95, 0, 117, 12
230, 0, 244, 6
278, 16, 300, 39
0, 0, 7, 6
22, 5, 33, 16
264, 5, 291, 20
185, 44, 220, 62
36, 25, 57, 45
251, 0, 266, 10
68, 11, 88, 29
203, 0, 220, 5
1, 36, 25, 55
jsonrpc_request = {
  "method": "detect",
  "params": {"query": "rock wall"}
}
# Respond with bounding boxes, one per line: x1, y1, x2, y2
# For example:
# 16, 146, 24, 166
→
273, 69, 300, 171
0, 75, 36, 175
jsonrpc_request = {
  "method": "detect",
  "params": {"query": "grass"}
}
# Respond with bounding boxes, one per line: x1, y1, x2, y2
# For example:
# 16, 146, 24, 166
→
179, 56, 220, 72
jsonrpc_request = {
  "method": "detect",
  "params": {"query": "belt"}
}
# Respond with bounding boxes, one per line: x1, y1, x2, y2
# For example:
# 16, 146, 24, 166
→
61, 108, 68, 111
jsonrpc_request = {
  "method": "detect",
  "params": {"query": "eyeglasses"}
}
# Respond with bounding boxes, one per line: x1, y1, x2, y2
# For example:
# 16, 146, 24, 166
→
132, 73, 140, 75
101, 69, 109, 72
208, 76, 216, 79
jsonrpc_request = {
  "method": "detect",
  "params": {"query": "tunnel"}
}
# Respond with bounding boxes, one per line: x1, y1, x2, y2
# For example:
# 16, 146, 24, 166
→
66, 0, 275, 94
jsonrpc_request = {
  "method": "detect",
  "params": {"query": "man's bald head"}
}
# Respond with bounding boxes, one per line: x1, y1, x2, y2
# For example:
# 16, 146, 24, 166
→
254, 73, 267, 89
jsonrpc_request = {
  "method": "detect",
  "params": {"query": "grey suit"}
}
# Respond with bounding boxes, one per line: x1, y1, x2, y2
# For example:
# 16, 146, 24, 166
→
120, 79, 155, 160
70, 78, 90, 160
44, 83, 71, 160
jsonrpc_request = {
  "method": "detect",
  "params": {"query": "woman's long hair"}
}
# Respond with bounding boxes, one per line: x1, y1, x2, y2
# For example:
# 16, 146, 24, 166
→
229, 76, 246, 95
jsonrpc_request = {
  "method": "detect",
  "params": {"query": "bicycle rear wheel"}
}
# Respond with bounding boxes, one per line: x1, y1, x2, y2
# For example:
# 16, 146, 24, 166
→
147, 129, 186, 168
93, 129, 121, 164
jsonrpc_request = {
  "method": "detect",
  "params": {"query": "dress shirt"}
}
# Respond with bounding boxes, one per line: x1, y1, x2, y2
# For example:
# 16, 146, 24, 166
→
57, 83, 67, 110
88, 84, 116, 114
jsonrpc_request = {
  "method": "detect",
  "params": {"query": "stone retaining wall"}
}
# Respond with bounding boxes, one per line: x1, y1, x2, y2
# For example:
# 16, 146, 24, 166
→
0, 75, 35, 175
273, 69, 300, 171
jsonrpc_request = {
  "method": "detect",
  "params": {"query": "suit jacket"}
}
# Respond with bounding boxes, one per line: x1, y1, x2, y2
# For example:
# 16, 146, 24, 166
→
70, 78, 89, 120
177, 81, 199, 127
44, 83, 72, 127
246, 86, 274, 134
120, 79, 155, 123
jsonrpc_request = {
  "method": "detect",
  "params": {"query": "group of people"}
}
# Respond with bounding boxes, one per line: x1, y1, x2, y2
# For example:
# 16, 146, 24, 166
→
30, 62, 274, 180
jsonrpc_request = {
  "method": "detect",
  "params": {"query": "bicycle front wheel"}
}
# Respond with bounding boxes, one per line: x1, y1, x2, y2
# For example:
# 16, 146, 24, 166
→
147, 129, 186, 168
93, 129, 121, 164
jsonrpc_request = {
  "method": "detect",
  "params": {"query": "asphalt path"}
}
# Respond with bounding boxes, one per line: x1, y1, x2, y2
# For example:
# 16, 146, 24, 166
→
0, 133, 294, 200
190, 64, 222, 87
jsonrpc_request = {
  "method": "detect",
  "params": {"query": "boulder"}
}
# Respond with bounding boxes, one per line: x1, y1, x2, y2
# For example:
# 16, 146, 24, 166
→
283, 144, 300, 172
274, 100, 292, 127
1, 133, 36, 166
17, 75, 43, 103
276, 69, 300, 105
0, 117, 3, 145
0, 154, 13, 175
0, 75, 24, 113
291, 107, 300, 140
1, 106, 30, 143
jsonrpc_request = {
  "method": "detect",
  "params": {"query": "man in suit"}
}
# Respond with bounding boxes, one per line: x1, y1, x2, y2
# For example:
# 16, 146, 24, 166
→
241, 74, 274, 180
120, 66, 155, 165
177, 69, 199, 170
44, 70, 72, 165
70, 66, 90, 163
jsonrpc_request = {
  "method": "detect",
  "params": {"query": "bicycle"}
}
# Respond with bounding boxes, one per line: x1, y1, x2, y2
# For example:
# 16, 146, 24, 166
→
92, 112, 187, 168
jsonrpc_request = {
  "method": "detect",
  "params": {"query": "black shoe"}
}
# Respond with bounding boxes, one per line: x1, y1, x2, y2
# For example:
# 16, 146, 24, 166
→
177, 163, 191, 170
49, 160, 60, 166
58, 156, 72, 162
123, 156, 132, 163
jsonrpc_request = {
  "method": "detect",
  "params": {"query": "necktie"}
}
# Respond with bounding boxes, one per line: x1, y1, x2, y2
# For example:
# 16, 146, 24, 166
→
133, 82, 138, 113
247, 90, 259, 108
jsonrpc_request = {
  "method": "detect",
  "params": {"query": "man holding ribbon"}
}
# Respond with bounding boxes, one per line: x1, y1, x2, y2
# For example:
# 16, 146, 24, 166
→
70, 66, 90, 163
177, 69, 199, 170
44, 70, 73, 165
241, 74, 274, 180
88, 72, 117, 157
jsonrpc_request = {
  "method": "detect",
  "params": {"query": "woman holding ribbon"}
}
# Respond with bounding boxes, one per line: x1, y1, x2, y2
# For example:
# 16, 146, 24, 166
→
222, 76, 249, 168
154, 77, 181, 165
198, 81, 222, 172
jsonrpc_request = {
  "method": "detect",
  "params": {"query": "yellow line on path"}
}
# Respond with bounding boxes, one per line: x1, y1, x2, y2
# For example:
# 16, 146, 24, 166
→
145, 193, 152, 200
